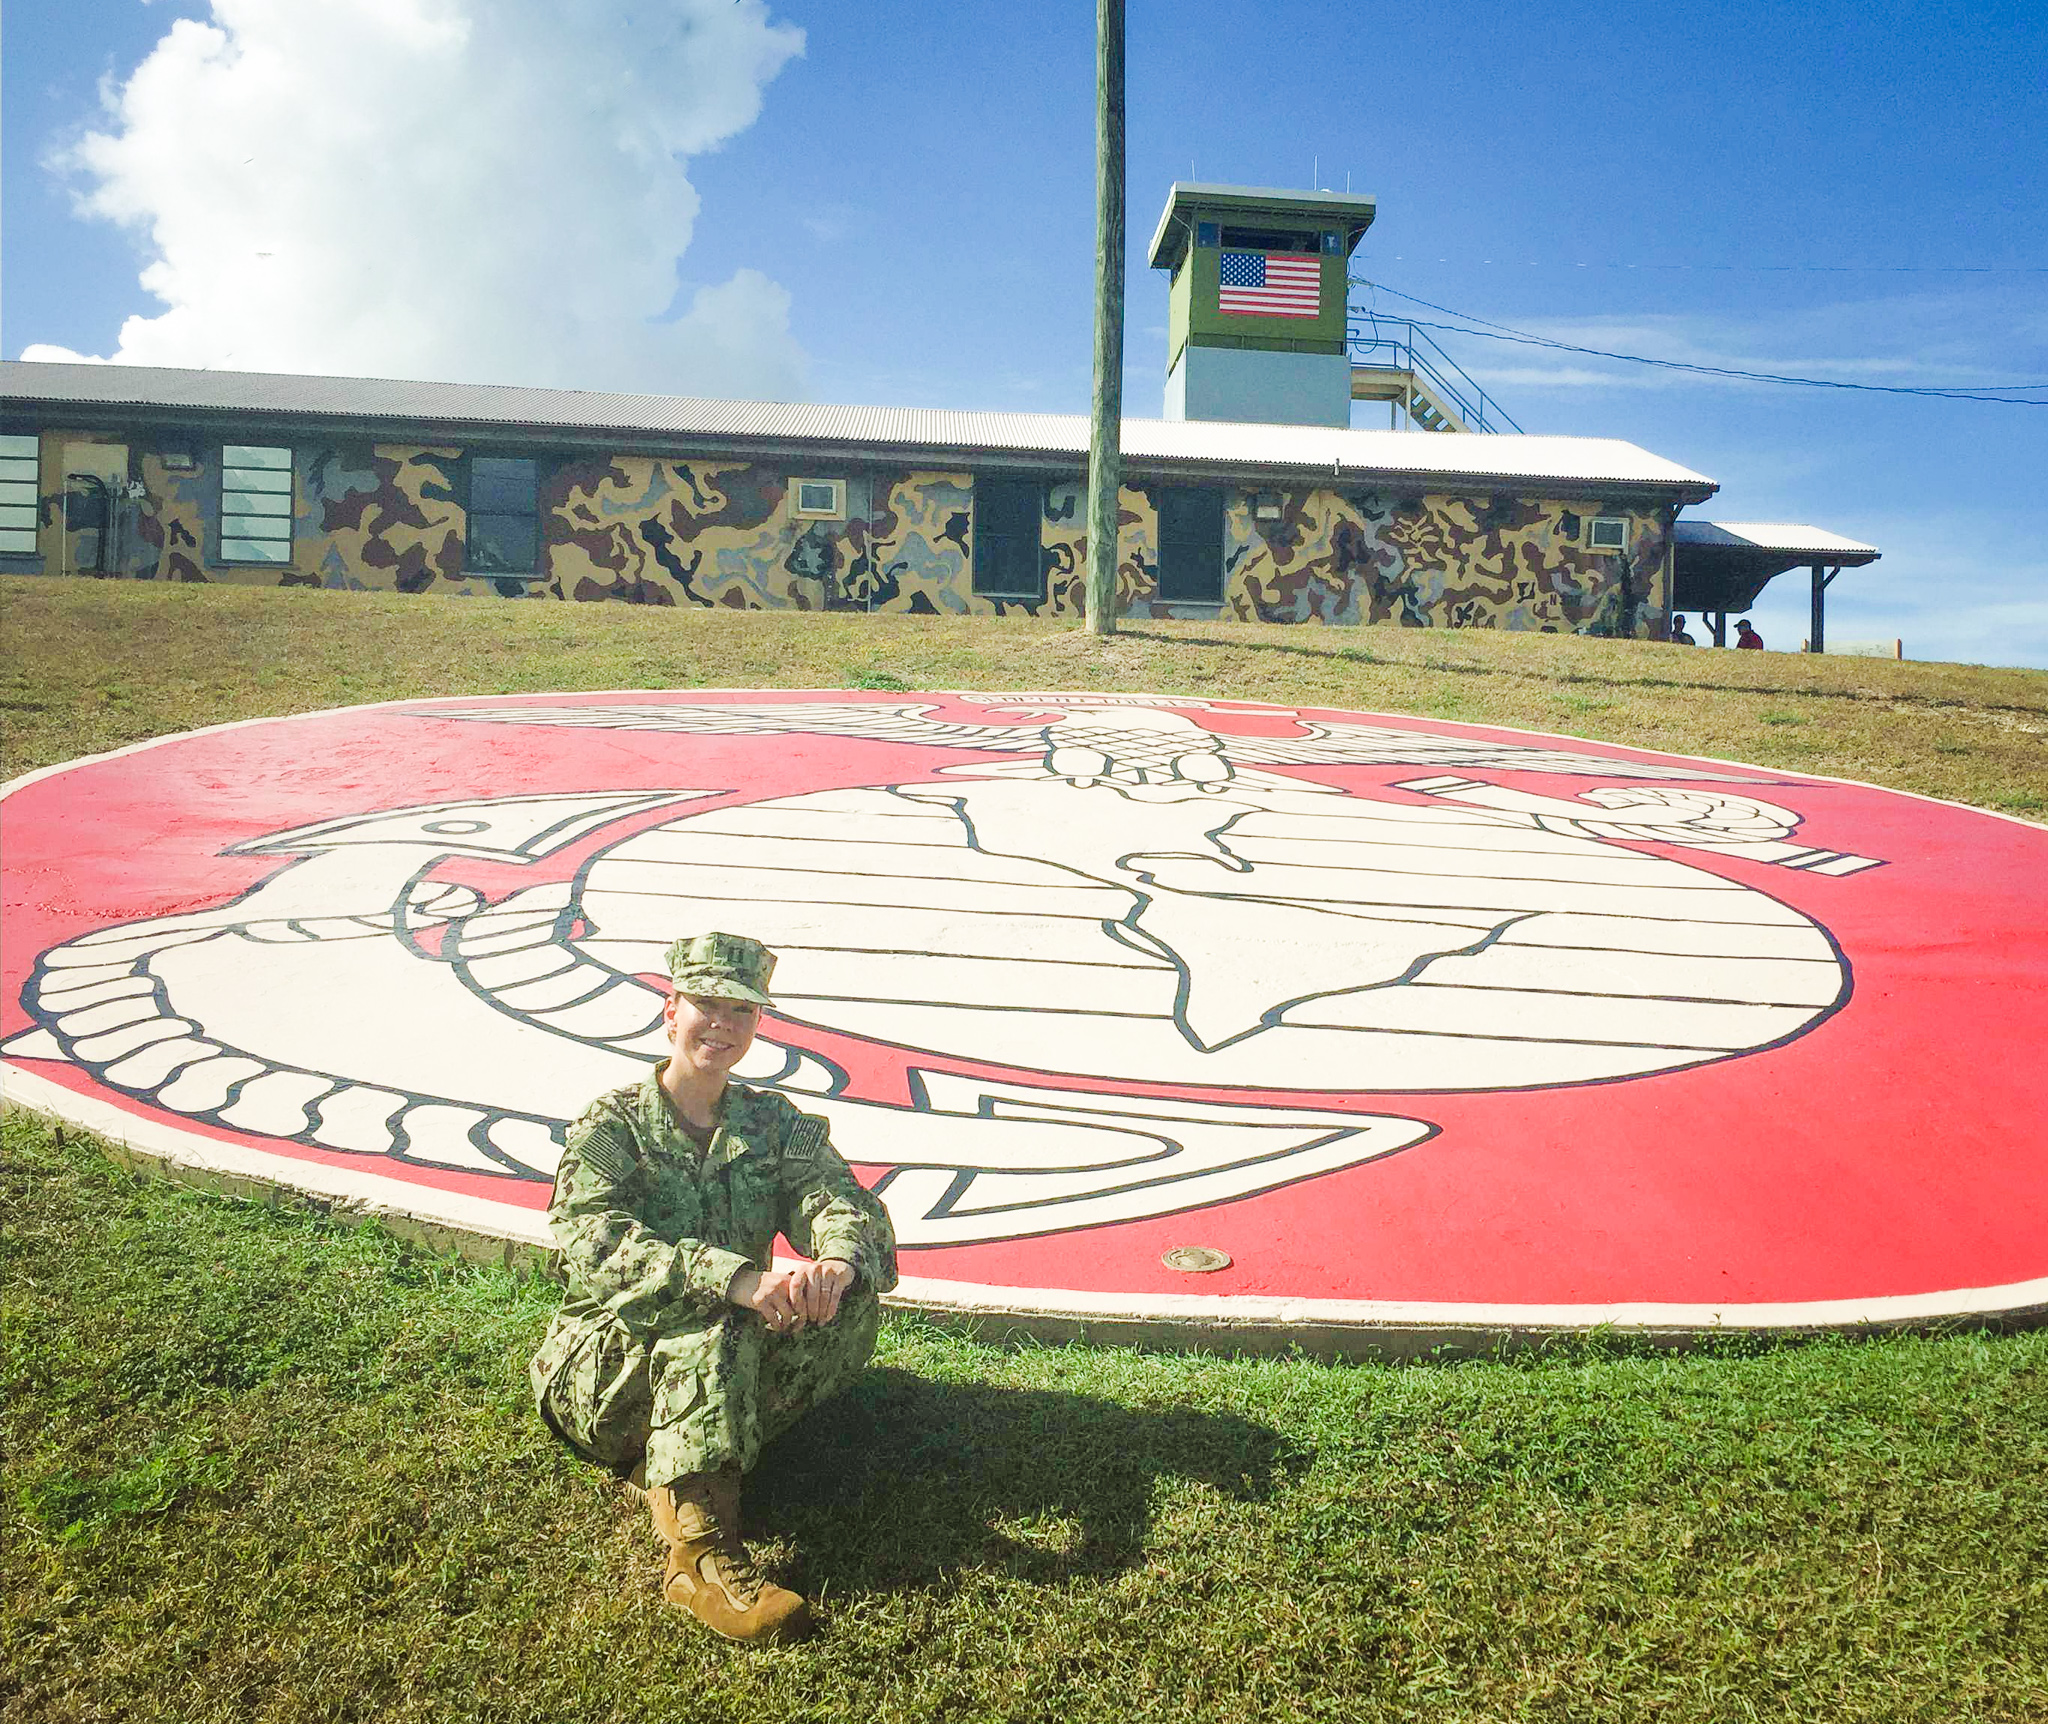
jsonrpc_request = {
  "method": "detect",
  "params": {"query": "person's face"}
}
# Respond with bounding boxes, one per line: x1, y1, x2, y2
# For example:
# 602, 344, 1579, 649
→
663, 990, 760, 1080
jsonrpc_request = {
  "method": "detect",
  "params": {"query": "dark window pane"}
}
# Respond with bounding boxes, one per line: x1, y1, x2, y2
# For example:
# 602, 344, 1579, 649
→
64, 485, 108, 530
1219, 225, 1317, 254
1157, 487, 1225, 603
972, 478, 1044, 598
471, 457, 537, 513
469, 511, 538, 573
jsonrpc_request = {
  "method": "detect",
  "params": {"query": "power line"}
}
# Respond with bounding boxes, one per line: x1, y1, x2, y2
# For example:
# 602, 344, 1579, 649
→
1371, 257, 2048, 274
1349, 278, 2048, 405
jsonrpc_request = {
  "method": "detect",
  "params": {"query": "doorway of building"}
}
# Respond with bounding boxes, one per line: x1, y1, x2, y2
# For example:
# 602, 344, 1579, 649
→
1157, 486, 1226, 604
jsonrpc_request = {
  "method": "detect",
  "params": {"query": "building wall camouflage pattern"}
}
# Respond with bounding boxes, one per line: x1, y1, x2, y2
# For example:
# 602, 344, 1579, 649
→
1023, 481, 1164, 621
135, 453, 209, 583
9, 430, 1672, 637
1223, 488, 1671, 638
839, 471, 975, 615
298, 445, 487, 596
984, 480, 1664, 635
550, 457, 794, 607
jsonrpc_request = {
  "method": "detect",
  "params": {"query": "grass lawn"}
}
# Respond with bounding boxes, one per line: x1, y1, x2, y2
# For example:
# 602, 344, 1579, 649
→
4, 578, 2047, 1720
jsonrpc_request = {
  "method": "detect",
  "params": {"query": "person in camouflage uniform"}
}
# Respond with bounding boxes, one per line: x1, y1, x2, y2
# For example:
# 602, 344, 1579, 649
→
530, 932, 898, 1643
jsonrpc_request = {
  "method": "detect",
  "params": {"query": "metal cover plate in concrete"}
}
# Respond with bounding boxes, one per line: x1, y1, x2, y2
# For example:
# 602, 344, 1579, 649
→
4, 690, 2044, 1354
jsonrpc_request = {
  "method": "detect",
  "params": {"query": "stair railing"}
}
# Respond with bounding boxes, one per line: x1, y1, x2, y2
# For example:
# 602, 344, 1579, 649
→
1343, 313, 1523, 434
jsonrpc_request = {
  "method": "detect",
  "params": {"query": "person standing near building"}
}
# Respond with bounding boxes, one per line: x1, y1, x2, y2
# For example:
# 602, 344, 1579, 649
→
1735, 619, 1764, 650
530, 933, 898, 1643
1669, 615, 1698, 645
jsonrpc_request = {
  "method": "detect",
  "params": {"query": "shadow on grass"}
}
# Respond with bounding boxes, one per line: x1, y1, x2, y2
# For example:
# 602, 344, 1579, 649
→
750, 1366, 1299, 1593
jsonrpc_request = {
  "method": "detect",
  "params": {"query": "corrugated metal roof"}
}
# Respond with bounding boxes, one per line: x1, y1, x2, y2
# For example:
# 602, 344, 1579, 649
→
1675, 519, 1879, 560
1, 360, 1718, 497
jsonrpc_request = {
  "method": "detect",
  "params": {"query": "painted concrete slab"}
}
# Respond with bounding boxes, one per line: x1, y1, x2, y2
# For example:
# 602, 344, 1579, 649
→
4, 690, 2044, 1354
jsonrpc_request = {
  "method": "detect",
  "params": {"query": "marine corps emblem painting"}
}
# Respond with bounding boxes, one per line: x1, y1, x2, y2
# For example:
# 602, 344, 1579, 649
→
5, 690, 2045, 1332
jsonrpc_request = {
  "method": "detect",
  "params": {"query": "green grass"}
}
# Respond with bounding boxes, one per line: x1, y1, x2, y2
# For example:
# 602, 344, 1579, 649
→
4, 578, 2048, 1719
4, 577, 2045, 813
6, 1116, 2047, 1722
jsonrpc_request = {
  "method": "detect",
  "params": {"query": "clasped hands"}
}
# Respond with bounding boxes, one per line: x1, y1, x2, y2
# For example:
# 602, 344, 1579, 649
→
728, 1258, 854, 1335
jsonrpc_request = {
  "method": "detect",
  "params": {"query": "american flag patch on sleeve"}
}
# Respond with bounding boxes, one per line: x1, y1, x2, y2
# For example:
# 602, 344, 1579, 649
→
574, 1122, 637, 1186
785, 1115, 830, 1161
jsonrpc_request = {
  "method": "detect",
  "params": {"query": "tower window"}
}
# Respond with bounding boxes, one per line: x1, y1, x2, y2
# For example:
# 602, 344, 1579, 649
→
1219, 225, 1319, 254
1588, 516, 1630, 552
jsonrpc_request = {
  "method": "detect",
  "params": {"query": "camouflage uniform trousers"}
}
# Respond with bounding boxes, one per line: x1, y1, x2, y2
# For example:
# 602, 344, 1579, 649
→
532, 1283, 883, 1487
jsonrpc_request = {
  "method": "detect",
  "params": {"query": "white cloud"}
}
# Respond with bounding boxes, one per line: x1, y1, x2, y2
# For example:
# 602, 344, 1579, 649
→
22, 0, 809, 398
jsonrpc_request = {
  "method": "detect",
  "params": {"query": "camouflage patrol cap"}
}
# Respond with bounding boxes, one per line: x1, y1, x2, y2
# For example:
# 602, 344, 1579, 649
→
665, 931, 776, 1007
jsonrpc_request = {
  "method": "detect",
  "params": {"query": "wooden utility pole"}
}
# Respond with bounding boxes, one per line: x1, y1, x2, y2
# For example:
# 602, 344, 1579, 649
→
1084, 0, 1125, 636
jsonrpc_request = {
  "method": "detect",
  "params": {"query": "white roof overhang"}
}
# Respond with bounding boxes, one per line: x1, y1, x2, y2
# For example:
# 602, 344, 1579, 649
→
3, 361, 1718, 502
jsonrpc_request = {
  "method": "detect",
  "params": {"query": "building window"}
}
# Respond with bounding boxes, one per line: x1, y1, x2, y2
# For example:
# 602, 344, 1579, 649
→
467, 456, 540, 574
792, 478, 846, 520
1588, 516, 1630, 552
1195, 221, 1221, 249
0, 434, 38, 555
1157, 487, 1227, 603
1219, 224, 1319, 254
220, 444, 294, 563
971, 477, 1045, 600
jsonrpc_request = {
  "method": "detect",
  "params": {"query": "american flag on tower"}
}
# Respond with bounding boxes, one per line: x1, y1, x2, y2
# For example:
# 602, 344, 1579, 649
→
1217, 250, 1322, 319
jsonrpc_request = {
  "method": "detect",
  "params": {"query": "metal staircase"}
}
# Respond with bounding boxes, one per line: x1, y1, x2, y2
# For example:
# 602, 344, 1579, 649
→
1345, 315, 1520, 433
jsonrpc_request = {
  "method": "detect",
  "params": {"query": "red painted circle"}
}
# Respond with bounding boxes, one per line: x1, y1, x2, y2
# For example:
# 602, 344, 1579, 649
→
4, 690, 2043, 1318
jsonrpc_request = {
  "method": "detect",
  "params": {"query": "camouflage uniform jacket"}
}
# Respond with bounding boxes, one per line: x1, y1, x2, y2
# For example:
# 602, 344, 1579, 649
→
545, 1071, 898, 1340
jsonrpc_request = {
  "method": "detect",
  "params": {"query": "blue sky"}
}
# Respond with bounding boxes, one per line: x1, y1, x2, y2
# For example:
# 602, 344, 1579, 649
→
6, 0, 2045, 666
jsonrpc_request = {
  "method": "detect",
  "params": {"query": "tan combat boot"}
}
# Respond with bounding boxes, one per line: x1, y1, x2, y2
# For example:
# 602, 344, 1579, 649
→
648, 1468, 809, 1643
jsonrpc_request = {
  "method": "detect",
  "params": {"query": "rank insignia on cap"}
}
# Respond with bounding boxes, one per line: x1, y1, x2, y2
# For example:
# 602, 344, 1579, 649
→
665, 930, 777, 1007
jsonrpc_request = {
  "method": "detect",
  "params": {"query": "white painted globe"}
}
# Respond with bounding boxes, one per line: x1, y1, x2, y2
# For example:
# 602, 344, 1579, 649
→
571, 774, 1845, 1094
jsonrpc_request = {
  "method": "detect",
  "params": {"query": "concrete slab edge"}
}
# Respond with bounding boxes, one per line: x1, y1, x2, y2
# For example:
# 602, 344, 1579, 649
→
11, 1066, 2045, 1362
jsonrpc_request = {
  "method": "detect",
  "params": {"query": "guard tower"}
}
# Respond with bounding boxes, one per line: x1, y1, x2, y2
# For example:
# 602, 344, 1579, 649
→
1148, 182, 1376, 428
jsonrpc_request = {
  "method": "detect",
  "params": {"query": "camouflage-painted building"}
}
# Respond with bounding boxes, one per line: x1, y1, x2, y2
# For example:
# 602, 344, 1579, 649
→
0, 360, 1716, 637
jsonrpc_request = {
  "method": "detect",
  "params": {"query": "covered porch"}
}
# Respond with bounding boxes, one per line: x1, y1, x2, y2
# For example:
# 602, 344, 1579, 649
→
1672, 520, 1881, 651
